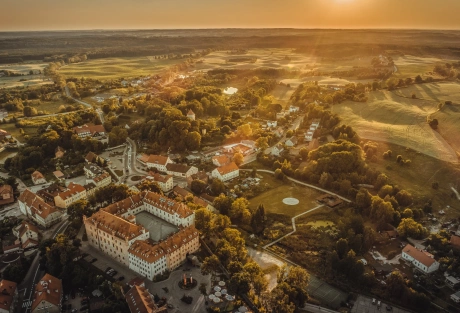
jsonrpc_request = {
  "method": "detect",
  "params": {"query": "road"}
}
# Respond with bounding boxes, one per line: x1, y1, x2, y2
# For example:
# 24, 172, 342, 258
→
65, 85, 105, 123
18, 219, 70, 313
119, 138, 149, 184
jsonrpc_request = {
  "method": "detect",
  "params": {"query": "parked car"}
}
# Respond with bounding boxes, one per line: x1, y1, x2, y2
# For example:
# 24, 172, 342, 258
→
105, 267, 112, 274
71, 309, 77, 313
372, 298, 376, 305
80, 306, 88, 311
167, 304, 173, 309
377, 301, 381, 307
386, 305, 393, 311
118, 276, 125, 281
109, 271, 117, 277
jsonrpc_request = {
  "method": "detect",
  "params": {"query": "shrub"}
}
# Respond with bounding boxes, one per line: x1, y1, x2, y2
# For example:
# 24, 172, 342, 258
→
431, 182, 439, 190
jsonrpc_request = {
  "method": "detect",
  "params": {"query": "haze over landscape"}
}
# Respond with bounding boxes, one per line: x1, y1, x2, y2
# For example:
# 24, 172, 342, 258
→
2, 0, 460, 31
2, 1, 460, 313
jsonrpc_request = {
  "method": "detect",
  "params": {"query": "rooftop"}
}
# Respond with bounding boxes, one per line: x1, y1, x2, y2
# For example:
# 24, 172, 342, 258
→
85, 210, 147, 241
0, 279, 17, 311
402, 244, 437, 267
215, 162, 239, 175
31, 273, 62, 312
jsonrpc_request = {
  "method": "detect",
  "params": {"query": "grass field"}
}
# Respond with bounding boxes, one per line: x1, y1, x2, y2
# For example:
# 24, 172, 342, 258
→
393, 55, 450, 78
0, 62, 52, 89
0, 123, 38, 143
249, 174, 323, 217
59, 57, 180, 80
334, 87, 458, 163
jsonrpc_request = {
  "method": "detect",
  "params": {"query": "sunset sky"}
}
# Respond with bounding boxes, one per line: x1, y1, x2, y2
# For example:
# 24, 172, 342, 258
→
1, 0, 460, 31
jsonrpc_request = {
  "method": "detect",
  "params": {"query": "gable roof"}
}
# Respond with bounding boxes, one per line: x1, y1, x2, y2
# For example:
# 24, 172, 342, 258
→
212, 155, 230, 166
166, 163, 193, 174
128, 240, 166, 263
0, 184, 12, 195
402, 244, 437, 267
56, 183, 85, 200
93, 172, 111, 183
31, 171, 45, 181
53, 171, 65, 178
173, 186, 192, 199
215, 162, 239, 175
73, 124, 106, 136
18, 189, 61, 219
141, 191, 193, 219
31, 273, 62, 312
141, 155, 170, 166
187, 109, 195, 116
85, 151, 99, 163
125, 285, 167, 313
85, 210, 146, 241
16, 220, 39, 238
147, 173, 173, 184
0, 279, 17, 311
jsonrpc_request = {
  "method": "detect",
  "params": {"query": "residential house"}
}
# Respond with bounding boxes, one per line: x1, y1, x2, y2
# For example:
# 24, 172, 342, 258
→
127, 277, 145, 288
0, 129, 11, 142
172, 186, 193, 201
0, 279, 17, 313
267, 121, 277, 128
401, 244, 440, 274
311, 119, 320, 128
289, 105, 300, 113
0, 185, 14, 206
54, 147, 65, 159
18, 190, 63, 228
139, 155, 173, 172
285, 136, 298, 147
186, 171, 209, 189
166, 164, 198, 178
13, 220, 39, 249
84, 163, 105, 179
305, 131, 314, 142
73, 124, 106, 138
211, 162, 239, 182
125, 285, 167, 313
146, 173, 173, 193
31, 274, 62, 313
276, 111, 288, 120
451, 291, 460, 303
52, 171, 65, 181
85, 151, 100, 164
83, 182, 97, 197
31, 171, 46, 185
446, 276, 460, 289
271, 144, 284, 157
187, 109, 195, 121
87, 172, 112, 189
36, 184, 66, 206
54, 183, 87, 209
212, 155, 230, 167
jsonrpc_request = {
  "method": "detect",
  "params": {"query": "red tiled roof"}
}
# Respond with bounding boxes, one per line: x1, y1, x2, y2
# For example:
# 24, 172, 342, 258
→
125, 285, 167, 313
402, 244, 437, 267
31, 273, 62, 312
53, 171, 65, 178
142, 155, 169, 166
216, 162, 239, 175
31, 171, 45, 180
0, 279, 17, 311
18, 189, 60, 219
212, 155, 230, 166
450, 235, 460, 247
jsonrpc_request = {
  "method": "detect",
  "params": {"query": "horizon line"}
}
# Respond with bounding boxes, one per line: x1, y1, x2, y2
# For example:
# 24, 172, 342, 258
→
1, 27, 460, 33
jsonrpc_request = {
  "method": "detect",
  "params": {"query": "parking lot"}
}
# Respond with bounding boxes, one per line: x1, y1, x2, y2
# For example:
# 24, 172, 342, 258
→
351, 295, 411, 313
100, 147, 125, 172
80, 243, 139, 284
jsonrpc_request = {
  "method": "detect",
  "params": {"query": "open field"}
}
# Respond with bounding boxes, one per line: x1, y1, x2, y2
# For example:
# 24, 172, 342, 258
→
0, 123, 38, 143
393, 55, 450, 78
59, 57, 180, 80
334, 88, 458, 163
249, 181, 322, 217
0, 62, 52, 89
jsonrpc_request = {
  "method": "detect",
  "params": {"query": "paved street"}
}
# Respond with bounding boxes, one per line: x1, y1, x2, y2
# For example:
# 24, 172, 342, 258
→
18, 220, 70, 313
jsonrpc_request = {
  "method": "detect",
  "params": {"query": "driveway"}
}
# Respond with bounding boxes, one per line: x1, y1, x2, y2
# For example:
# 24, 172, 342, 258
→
144, 264, 211, 313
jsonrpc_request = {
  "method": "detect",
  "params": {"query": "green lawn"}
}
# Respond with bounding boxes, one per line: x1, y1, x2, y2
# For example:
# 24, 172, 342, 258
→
0, 123, 38, 143
249, 179, 323, 217
59, 57, 181, 80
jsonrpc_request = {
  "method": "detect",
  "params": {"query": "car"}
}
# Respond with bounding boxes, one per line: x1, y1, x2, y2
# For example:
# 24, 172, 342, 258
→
65, 295, 69, 301
91, 258, 97, 263
386, 305, 393, 311
377, 301, 381, 307
81, 300, 88, 305
167, 304, 173, 309
110, 271, 117, 277
372, 298, 376, 305
80, 307, 88, 311
105, 267, 112, 274
72, 309, 77, 313
118, 276, 125, 281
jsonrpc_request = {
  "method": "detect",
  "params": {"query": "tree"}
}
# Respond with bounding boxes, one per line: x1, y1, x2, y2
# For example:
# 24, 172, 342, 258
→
232, 153, 244, 166
395, 190, 413, 206
415, 75, 423, 84
108, 126, 128, 147
185, 131, 201, 151
265, 286, 295, 313
256, 137, 269, 151
251, 204, 266, 234
336, 238, 349, 259
195, 208, 213, 236
230, 198, 250, 222
210, 179, 225, 196
191, 180, 207, 194
23, 106, 38, 117
228, 271, 251, 295
213, 194, 232, 215
201, 255, 221, 276
136, 180, 163, 194
237, 124, 252, 137
397, 218, 428, 239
